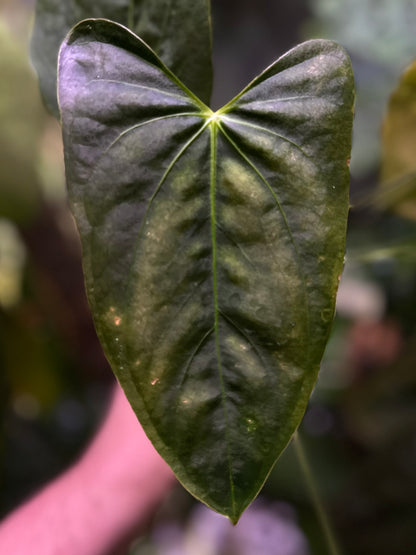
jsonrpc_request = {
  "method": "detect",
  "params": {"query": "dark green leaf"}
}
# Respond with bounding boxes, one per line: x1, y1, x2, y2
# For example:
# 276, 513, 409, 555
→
58, 19, 354, 522
31, 0, 212, 116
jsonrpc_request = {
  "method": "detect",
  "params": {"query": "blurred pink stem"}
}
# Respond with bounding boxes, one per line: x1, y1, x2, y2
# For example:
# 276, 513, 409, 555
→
0, 384, 175, 555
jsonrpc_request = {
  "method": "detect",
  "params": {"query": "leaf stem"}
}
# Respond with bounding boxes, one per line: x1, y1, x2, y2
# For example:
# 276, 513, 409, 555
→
293, 432, 342, 555
128, 0, 135, 30
210, 121, 237, 521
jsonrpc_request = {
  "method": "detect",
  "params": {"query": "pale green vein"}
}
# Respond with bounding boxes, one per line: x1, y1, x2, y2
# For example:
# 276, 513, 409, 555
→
178, 326, 214, 389
219, 310, 268, 373
103, 112, 203, 155
221, 115, 311, 159
124, 120, 211, 300
89, 79, 195, 104
86, 112, 202, 186
237, 94, 318, 106
154, 276, 209, 353
210, 122, 237, 520
217, 122, 311, 349
140, 120, 210, 231
216, 222, 256, 269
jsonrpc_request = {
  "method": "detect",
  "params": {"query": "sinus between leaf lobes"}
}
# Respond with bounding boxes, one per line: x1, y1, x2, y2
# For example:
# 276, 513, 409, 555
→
205, 111, 222, 126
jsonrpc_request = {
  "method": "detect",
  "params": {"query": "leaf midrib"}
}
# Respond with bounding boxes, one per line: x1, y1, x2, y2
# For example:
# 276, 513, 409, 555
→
210, 120, 237, 518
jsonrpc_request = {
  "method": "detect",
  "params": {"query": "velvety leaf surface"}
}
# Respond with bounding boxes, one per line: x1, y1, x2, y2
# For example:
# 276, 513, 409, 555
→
31, 0, 212, 116
380, 60, 416, 220
58, 19, 354, 522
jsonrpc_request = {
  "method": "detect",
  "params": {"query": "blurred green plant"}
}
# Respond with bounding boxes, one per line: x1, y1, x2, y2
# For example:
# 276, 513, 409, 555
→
305, 0, 416, 176
380, 60, 416, 219
0, 21, 43, 224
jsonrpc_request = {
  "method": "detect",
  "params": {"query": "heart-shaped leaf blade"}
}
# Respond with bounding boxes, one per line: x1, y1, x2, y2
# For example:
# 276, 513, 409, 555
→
58, 19, 354, 522
31, 0, 212, 116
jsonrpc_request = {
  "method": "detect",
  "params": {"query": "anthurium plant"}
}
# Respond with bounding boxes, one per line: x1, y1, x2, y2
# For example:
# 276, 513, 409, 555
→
31, 1, 354, 523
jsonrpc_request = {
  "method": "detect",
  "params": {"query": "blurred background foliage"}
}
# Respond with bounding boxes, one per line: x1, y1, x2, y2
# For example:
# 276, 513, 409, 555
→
0, 0, 416, 553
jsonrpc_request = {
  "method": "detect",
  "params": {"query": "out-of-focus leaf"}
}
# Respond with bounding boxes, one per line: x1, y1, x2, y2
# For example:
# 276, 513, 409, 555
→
380, 60, 416, 219
0, 20, 43, 223
31, 0, 212, 117
58, 19, 354, 522
306, 0, 416, 66
0, 220, 26, 308
305, 0, 416, 176
0, 309, 62, 412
